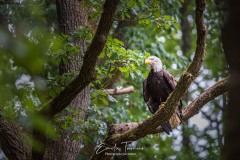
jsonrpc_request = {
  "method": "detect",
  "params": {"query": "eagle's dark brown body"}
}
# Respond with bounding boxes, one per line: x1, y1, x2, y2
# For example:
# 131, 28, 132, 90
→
143, 69, 182, 134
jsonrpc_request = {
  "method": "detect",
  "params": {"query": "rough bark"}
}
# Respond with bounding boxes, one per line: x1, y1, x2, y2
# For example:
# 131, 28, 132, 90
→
180, 0, 191, 150
42, 1, 89, 160
91, 0, 207, 159
180, 0, 191, 55
0, 116, 31, 160
222, 0, 240, 159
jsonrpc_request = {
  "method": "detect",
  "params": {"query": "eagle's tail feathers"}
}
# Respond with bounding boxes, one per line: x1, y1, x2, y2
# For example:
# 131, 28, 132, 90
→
161, 122, 172, 135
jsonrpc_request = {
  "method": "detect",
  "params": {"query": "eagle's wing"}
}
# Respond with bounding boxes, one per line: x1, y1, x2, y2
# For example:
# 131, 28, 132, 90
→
143, 79, 156, 114
143, 79, 150, 103
162, 70, 176, 92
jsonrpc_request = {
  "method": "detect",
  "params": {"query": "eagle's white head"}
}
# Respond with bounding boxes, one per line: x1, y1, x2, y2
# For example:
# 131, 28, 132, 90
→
145, 56, 163, 72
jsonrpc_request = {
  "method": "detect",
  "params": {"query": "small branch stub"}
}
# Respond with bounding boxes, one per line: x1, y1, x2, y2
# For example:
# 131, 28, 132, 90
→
104, 86, 134, 95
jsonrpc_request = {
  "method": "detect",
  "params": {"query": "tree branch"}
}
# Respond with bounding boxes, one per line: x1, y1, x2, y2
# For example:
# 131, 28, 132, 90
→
107, 77, 229, 135
40, 0, 120, 119
91, 0, 207, 159
182, 77, 229, 121
104, 86, 134, 95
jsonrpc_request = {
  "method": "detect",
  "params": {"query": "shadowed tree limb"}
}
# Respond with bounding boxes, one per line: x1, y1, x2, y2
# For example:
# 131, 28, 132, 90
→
39, 0, 120, 119
91, 0, 207, 159
108, 77, 229, 135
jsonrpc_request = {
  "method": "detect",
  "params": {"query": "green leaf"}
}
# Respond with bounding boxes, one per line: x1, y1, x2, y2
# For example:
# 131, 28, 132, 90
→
113, 38, 124, 46
145, 19, 151, 25
127, 0, 135, 8
155, 10, 161, 17
119, 67, 128, 73
100, 97, 108, 105
98, 52, 105, 58
145, 51, 151, 58
73, 134, 80, 141
121, 12, 125, 20
125, 71, 130, 78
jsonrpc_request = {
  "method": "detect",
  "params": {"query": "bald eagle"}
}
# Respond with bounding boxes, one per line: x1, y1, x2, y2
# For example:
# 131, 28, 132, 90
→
143, 56, 182, 135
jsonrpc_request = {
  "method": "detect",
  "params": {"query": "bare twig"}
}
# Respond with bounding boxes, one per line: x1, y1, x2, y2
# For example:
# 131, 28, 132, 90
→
104, 86, 134, 95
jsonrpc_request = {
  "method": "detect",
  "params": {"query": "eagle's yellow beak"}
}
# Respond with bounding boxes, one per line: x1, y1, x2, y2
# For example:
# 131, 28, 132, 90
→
145, 59, 152, 64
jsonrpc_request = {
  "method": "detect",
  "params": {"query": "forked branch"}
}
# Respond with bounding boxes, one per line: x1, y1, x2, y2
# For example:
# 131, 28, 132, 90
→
91, 0, 207, 159
108, 77, 229, 135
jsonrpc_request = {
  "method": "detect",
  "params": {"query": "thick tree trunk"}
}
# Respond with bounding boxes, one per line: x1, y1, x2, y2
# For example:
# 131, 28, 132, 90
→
43, 1, 90, 159
180, 0, 191, 56
0, 116, 31, 160
222, 0, 240, 159
180, 0, 191, 151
